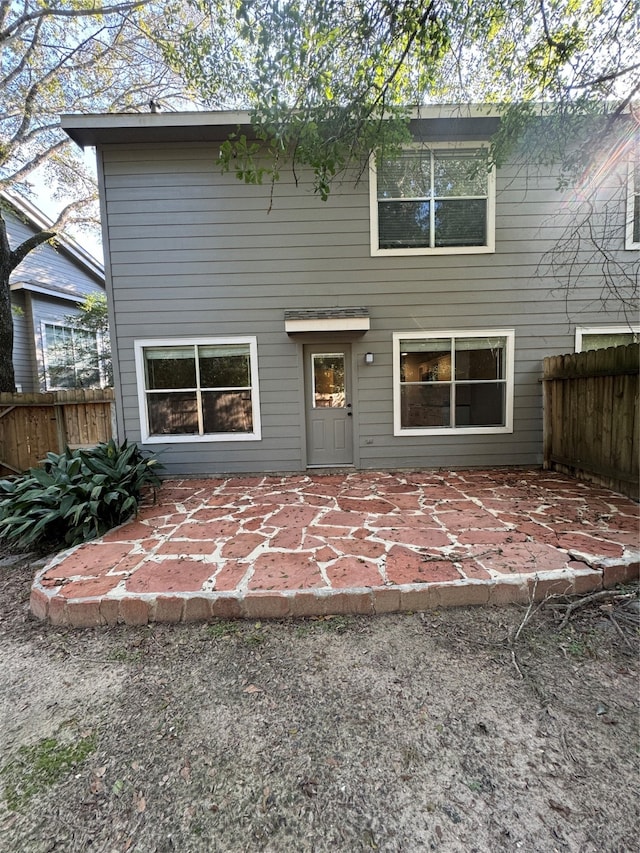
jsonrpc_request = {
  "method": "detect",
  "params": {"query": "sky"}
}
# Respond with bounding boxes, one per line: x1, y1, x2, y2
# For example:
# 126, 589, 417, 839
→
31, 148, 104, 265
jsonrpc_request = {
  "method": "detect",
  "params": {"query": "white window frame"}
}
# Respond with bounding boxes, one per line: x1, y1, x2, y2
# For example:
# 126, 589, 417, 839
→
41, 320, 105, 391
575, 325, 640, 352
626, 144, 639, 249
370, 141, 496, 257
134, 336, 262, 444
393, 329, 515, 436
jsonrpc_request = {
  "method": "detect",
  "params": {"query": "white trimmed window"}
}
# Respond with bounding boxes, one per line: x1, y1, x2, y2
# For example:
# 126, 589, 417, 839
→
626, 144, 639, 249
575, 325, 639, 352
134, 337, 261, 443
42, 322, 102, 390
393, 330, 514, 435
370, 143, 495, 256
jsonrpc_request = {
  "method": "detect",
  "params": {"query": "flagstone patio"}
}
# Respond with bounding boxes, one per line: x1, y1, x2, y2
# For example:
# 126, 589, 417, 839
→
30, 469, 639, 627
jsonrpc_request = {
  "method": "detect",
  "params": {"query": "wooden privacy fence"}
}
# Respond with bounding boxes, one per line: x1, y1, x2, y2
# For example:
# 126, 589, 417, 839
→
543, 343, 639, 499
0, 389, 115, 476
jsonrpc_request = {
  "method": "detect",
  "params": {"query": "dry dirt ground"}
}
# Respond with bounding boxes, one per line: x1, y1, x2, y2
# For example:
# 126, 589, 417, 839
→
1, 553, 638, 853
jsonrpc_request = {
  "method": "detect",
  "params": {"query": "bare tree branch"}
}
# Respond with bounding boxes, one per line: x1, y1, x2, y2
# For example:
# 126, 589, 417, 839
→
0, 1, 149, 42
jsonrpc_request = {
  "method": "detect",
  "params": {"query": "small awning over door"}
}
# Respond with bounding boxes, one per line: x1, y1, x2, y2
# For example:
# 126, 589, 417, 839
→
284, 307, 370, 334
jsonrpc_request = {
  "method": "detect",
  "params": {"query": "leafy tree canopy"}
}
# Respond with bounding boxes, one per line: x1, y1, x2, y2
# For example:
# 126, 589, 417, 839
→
1, 0, 193, 223
160, 0, 639, 197
0, 0, 195, 391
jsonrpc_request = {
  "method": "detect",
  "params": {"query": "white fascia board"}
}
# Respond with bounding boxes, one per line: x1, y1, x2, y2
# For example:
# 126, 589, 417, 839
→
285, 317, 371, 334
10, 281, 86, 303
61, 109, 252, 130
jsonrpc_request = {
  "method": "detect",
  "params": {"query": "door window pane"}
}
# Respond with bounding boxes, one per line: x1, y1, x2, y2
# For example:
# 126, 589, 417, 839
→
313, 354, 345, 408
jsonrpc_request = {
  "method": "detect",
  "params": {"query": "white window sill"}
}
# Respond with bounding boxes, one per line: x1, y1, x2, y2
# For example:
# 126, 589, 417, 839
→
141, 432, 261, 444
372, 244, 495, 257
394, 425, 513, 437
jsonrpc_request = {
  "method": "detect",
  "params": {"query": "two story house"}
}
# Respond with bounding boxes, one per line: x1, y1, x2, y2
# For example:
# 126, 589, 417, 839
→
61, 106, 639, 476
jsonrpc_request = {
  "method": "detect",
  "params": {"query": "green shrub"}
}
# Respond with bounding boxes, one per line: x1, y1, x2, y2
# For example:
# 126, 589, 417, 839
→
0, 439, 162, 550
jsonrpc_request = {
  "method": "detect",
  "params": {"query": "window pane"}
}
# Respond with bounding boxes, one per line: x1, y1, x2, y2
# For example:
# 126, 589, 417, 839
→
455, 338, 505, 380
379, 201, 431, 248
400, 339, 450, 353
202, 391, 253, 432
401, 349, 452, 382
455, 383, 505, 426
145, 347, 196, 389
433, 150, 488, 197
377, 152, 430, 199
47, 364, 76, 389
313, 354, 345, 408
401, 384, 450, 428
147, 392, 199, 434
73, 331, 100, 387
434, 199, 486, 247
44, 324, 100, 389
634, 194, 640, 244
199, 345, 250, 388
582, 332, 638, 351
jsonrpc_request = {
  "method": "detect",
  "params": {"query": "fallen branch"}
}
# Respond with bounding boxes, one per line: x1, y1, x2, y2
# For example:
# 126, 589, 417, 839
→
558, 590, 636, 630
605, 609, 635, 650
509, 577, 539, 679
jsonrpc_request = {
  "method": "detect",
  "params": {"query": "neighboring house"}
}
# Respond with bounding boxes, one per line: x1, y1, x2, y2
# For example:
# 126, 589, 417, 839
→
3, 193, 106, 392
61, 107, 639, 476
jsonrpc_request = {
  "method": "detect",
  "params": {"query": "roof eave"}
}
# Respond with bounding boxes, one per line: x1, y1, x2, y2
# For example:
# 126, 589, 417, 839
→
60, 110, 255, 148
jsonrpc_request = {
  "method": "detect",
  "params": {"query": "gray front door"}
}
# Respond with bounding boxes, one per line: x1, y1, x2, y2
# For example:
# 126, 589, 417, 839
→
304, 345, 353, 466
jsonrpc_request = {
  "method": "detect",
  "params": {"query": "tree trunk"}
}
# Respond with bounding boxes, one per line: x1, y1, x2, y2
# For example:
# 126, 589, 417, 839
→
0, 211, 16, 392
0, 207, 56, 392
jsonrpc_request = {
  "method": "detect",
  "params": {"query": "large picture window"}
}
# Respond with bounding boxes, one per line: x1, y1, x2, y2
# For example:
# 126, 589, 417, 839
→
135, 337, 261, 443
393, 330, 514, 435
42, 322, 102, 390
370, 144, 495, 256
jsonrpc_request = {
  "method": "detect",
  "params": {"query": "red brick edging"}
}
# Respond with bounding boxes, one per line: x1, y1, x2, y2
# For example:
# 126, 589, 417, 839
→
30, 562, 638, 627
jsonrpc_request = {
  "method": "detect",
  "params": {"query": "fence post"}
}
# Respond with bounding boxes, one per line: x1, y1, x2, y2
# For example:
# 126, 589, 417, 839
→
54, 403, 68, 453
542, 357, 551, 470
110, 399, 118, 444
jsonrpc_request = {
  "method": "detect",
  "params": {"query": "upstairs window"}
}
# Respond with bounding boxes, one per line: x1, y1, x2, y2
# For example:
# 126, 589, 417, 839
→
626, 145, 639, 249
370, 144, 495, 256
135, 337, 261, 443
393, 330, 514, 435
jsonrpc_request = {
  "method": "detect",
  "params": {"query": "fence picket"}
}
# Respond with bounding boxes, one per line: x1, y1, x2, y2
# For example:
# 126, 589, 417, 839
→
0, 389, 115, 476
543, 343, 639, 499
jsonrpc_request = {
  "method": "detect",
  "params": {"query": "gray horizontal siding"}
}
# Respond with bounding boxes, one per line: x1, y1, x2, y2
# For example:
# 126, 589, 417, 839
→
10, 291, 34, 392
100, 136, 636, 475
6, 210, 103, 300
